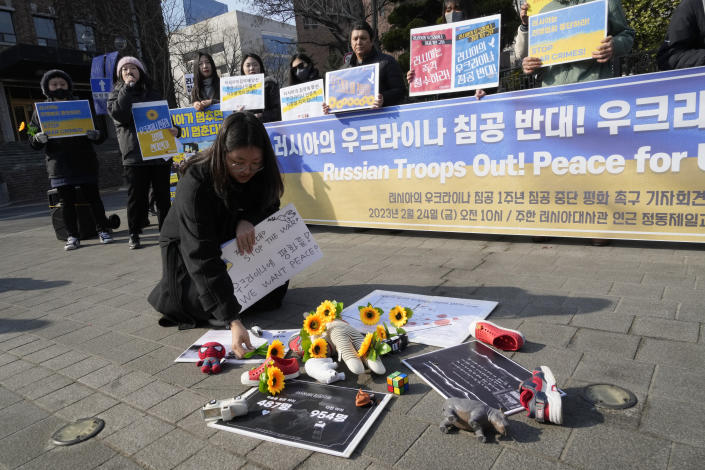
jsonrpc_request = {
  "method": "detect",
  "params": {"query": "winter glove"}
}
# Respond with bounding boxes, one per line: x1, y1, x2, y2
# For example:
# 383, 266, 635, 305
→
86, 130, 101, 141
35, 132, 48, 144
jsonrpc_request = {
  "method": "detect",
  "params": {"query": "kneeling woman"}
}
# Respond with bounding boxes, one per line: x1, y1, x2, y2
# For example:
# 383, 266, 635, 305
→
148, 112, 286, 357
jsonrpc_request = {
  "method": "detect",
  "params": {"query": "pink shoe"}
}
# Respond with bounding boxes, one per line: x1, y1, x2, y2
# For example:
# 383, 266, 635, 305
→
240, 355, 300, 385
469, 320, 524, 351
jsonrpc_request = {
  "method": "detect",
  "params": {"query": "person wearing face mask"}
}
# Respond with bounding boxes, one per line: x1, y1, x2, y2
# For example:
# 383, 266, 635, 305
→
288, 53, 321, 86
148, 112, 287, 356
107, 56, 180, 250
192, 52, 220, 111
29, 69, 113, 251
240, 53, 281, 123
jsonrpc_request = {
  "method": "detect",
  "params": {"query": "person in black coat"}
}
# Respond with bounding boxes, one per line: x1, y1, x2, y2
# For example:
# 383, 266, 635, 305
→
191, 52, 220, 111
29, 69, 112, 251
107, 56, 179, 249
657, 0, 705, 70
240, 53, 281, 123
287, 53, 321, 86
148, 112, 287, 358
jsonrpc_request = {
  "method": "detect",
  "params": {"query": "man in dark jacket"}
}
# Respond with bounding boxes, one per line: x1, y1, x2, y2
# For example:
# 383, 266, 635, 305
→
29, 69, 112, 251
107, 56, 178, 249
657, 0, 705, 70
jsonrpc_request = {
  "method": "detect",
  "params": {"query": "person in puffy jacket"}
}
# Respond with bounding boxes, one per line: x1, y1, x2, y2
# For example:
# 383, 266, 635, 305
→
657, 0, 705, 70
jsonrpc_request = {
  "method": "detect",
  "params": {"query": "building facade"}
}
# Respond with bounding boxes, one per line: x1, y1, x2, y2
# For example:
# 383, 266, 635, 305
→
183, 0, 227, 26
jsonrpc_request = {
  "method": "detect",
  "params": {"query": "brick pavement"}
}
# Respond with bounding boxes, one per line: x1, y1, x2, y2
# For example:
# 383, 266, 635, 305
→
0, 202, 704, 469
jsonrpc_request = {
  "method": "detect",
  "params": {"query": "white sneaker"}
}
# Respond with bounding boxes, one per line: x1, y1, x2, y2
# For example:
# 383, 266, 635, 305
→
64, 237, 80, 251
98, 231, 113, 244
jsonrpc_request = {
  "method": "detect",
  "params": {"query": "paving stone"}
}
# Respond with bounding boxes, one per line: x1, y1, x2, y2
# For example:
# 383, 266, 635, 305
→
52, 325, 108, 347
22, 343, 74, 364
0, 364, 53, 392
77, 364, 131, 389
0, 353, 16, 367
80, 331, 134, 355
0, 415, 64, 468
615, 298, 677, 319
95, 402, 145, 437
0, 386, 22, 409
518, 304, 576, 325
6, 337, 57, 357
491, 448, 561, 469
97, 455, 144, 470
650, 365, 705, 405
562, 277, 614, 295
516, 320, 577, 348
41, 349, 87, 371
641, 395, 705, 448
0, 334, 41, 352
124, 380, 181, 410
569, 311, 634, 334
154, 363, 208, 388
511, 345, 582, 383
175, 446, 246, 470
676, 301, 705, 322
133, 428, 206, 470
31, 319, 85, 340
567, 329, 641, 359
209, 424, 261, 455
630, 317, 700, 342
148, 389, 206, 424
0, 400, 49, 439
104, 414, 174, 455
668, 443, 705, 470
58, 356, 112, 379
15, 373, 74, 400
125, 349, 179, 376
406, 390, 447, 425
562, 425, 670, 470
34, 382, 93, 412
571, 353, 654, 395
176, 410, 217, 439
100, 370, 154, 398
16, 437, 115, 470
561, 295, 618, 314
246, 440, 312, 470
54, 392, 119, 421
103, 338, 162, 364
636, 338, 705, 370
0, 360, 31, 381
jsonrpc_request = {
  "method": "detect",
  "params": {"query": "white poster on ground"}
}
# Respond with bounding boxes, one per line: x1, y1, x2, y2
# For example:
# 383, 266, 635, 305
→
175, 328, 298, 364
340, 290, 497, 348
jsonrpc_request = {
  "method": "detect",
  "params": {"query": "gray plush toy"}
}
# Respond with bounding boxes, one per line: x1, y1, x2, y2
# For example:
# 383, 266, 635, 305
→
440, 398, 509, 443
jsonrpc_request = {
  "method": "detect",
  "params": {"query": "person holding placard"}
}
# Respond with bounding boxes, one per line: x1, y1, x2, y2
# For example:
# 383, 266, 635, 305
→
29, 69, 113, 251
288, 53, 321, 86
107, 56, 179, 250
191, 52, 220, 111
148, 112, 287, 357
240, 53, 282, 123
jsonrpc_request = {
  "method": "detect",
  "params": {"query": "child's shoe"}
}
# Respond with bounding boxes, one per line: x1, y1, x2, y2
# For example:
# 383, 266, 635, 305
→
518, 366, 563, 424
469, 320, 524, 351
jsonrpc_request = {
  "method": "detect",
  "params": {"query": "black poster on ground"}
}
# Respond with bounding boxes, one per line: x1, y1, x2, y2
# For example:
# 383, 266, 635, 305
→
210, 380, 391, 458
402, 340, 532, 414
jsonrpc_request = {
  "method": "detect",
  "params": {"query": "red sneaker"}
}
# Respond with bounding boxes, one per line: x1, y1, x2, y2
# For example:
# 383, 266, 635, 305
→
518, 366, 562, 425
240, 355, 300, 385
469, 320, 524, 351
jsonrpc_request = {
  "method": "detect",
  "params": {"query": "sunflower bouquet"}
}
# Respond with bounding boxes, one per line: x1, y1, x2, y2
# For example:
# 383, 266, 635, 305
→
258, 361, 286, 395
298, 300, 343, 362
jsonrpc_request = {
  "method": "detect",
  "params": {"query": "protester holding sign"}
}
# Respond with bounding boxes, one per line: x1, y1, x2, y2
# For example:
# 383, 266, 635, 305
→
29, 69, 113, 251
240, 53, 282, 123
148, 112, 287, 357
191, 52, 220, 111
107, 56, 179, 249
288, 53, 321, 86
657, 0, 705, 70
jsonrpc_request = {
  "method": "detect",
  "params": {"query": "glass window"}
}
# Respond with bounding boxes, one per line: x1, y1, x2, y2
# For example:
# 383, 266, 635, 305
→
33, 16, 57, 47
0, 11, 16, 43
74, 23, 95, 51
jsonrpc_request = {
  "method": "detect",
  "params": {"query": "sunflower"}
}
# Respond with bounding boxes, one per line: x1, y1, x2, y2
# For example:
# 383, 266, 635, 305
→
303, 313, 326, 336
146, 109, 159, 120
316, 300, 336, 323
309, 338, 328, 358
267, 339, 285, 359
357, 333, 374, 357
376, 324, 387, 340
389, 306, 408, 327
359, 305, 381, 325
267, 366, 285, 395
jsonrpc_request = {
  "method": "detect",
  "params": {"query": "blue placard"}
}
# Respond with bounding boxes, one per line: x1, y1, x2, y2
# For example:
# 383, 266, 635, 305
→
325, 63, 379, 113
35, 100, 95, 138
453, 15, 501, 90
90, 52, 117, 115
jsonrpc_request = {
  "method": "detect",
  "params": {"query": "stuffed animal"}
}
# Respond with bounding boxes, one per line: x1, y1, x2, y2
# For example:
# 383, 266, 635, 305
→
304, 357, 345, 384
440, 398, 509, 443
323, 319, 385, 375
197, 341, 226, 374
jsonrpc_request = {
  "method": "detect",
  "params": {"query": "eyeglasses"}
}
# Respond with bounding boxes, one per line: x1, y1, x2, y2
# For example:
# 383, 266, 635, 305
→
229, 161, 264, 174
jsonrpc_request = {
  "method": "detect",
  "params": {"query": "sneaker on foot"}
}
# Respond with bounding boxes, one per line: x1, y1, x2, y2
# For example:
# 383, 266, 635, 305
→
98, 231, 113, 244
518, 366, 563, 424
241, 355, 300, 385
64, 236, 80, 251
469, 320, 524, 351
128, 234, 141, 249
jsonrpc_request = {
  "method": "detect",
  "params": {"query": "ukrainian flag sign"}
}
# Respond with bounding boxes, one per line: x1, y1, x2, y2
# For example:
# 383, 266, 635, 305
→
132, 100, 178, 160
34, 100, 95, 138
220, 74, 265, 111
528, 0, 607, 67
325, 63, 379, 113
280, 79, 325, 121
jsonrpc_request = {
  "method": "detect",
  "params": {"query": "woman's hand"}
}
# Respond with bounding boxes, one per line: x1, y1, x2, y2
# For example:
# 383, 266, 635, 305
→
372, 93, 384, 108
522, 56, 543, 74
236, 219, 256, 254
406, 69, 415, 85
230, 319, 253, 358
193, 101, 203, 111
474, 89, 486, 100
322, 103, 330, 115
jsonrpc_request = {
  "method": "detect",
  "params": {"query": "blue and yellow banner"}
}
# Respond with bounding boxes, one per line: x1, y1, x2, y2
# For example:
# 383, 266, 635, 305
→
34, 100, 95, 138
528, 0, 607, 66
132, 100, 178, 160
265, 67, 705, 243
280, 79, 325, 121
220, 75, 265, 111
325, 64, 379, 113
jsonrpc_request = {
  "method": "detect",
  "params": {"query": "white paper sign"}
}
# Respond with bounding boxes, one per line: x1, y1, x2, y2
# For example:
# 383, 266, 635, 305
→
221, 203, 323, 311
220, 74, 265, 111
174, 328, 298, 364
340, 290, 497, 348
279, 79, 325, 121
184, 73, 194, 94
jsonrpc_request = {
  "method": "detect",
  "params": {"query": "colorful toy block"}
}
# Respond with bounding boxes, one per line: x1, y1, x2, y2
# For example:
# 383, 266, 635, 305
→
386, 371, 409, 395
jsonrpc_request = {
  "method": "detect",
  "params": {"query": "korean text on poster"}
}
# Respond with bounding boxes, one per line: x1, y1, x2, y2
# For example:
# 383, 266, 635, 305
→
408, 24, 453, 96
184, 73, 194, 95
280, 79, 325, 121
34, 100, 95, 138
220, 74, 265, 111
528, 0, 607, 67
132, 100, 178, 160
453, 14, 501, 91
220, 204, 323, 311
325, 63, 379, 113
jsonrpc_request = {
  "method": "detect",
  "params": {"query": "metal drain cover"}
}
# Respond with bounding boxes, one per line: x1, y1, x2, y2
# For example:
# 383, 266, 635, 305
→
581, 383, 637, 410
51, 418, 105, 446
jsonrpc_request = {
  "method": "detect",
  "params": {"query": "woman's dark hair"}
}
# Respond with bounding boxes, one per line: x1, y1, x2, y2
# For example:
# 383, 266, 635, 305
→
182, 112, 283, 206
191, 52, 220, 102
240, 53, 267, 76
350, 21, 375, 42
288, 53, 317, 86
440, 0, 472, 23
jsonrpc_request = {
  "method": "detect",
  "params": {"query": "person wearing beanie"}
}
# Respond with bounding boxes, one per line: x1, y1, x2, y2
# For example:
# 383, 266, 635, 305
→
29, 69, 113, 251
107, 56, 179, 249
191, 52, 220, 111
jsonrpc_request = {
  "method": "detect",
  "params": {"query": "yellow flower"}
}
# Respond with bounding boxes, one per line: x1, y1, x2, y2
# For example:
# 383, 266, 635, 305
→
309, 338, 328, 358
359, 306, 380, 325
267, 340, 284, 359
389, 306, 407, 327
316, 300, 336, 323
303, 313, 326, 336
376, 324, 387, 340
267, 366, 285, 395
18, 122, 25, 132
357, 333, 373, 357
146, 109, 159, 120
